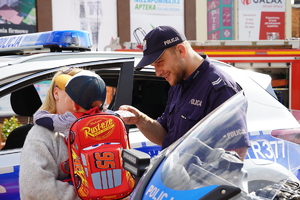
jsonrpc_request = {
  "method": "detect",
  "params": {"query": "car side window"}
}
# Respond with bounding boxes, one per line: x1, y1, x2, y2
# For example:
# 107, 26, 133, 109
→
132, 80, 170, 120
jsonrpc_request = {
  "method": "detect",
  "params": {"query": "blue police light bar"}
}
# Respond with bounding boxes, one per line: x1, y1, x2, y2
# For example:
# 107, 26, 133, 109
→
0, 30, 92, 54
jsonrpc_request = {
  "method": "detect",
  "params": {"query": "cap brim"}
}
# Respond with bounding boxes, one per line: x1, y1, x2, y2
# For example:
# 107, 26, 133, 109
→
135, 50, 165, 71
55, 74, 72, 90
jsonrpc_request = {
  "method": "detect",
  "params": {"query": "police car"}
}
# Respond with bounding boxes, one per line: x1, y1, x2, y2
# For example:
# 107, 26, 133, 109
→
0, 30, 298, 200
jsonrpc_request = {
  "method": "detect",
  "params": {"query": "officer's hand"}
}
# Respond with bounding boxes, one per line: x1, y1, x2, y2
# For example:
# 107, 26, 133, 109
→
118, 105, 141, 125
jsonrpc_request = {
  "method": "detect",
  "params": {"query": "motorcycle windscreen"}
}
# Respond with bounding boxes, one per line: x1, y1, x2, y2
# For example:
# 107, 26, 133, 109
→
154, 92, 299, 200
160, 92, 249, 192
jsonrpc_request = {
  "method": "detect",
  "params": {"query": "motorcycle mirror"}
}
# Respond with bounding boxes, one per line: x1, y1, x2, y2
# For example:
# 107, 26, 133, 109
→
122, 149, 151, 178
271, 128, 300, 145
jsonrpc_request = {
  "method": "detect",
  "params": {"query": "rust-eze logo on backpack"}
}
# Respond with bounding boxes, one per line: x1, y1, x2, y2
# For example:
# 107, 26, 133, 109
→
81, 117, 115, 140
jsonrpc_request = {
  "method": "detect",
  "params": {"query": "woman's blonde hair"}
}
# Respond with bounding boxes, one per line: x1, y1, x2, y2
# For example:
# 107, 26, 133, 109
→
38, 67, 83, 113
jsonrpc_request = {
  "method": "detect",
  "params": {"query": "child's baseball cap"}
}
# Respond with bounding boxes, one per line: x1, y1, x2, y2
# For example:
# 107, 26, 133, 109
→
55, 71, 106, 110
135, 26, 186, 71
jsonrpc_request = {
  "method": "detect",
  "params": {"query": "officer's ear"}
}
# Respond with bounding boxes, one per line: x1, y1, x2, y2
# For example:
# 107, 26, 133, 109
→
176, 43, 187, 58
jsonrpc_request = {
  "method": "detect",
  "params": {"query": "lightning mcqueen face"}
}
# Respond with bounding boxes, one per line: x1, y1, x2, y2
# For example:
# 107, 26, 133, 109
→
0, 49, 295, 199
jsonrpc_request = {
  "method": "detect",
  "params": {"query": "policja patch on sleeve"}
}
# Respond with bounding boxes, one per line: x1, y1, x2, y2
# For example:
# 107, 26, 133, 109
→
208, 72, 226, 91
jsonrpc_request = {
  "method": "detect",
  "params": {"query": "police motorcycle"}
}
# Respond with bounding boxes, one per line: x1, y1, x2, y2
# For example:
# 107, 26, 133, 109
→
122, 90, 300, 200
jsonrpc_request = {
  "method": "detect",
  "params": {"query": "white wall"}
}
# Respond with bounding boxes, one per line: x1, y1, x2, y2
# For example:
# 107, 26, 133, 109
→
51, 0, 118, 51
130, 0, 185, 44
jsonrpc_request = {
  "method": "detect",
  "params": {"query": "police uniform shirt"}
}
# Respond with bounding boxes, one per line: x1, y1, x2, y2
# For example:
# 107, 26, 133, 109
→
157, 55, 250, 150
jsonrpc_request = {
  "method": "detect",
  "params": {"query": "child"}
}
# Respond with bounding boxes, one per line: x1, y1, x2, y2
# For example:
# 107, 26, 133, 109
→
33, 70, 107, 137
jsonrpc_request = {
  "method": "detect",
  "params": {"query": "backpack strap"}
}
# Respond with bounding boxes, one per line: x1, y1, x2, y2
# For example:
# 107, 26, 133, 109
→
72, 107, 101, 118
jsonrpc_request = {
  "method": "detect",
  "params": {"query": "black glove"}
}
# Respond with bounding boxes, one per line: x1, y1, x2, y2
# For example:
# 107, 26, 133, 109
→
255, 180, 300, 200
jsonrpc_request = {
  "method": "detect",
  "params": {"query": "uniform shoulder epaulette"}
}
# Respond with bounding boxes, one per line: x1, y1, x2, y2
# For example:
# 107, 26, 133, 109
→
208, 72, 226, 91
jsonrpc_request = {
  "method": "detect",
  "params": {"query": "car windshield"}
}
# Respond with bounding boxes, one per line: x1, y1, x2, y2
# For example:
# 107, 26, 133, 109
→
159, 91, 300, 199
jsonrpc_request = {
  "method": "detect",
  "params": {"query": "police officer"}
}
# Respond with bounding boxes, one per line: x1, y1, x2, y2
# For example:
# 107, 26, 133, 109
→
119, 26, 250, 160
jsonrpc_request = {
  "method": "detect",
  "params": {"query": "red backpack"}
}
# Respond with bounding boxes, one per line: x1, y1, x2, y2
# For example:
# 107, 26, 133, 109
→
67, 111, 135, 200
